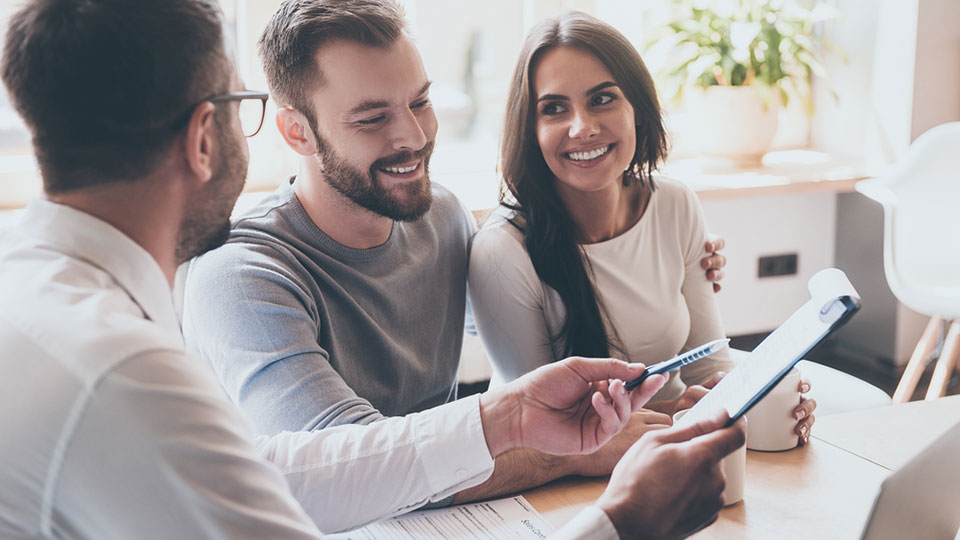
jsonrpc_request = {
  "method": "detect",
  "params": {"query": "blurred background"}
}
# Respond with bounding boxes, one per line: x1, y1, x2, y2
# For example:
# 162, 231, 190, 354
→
1, 0, 958, 399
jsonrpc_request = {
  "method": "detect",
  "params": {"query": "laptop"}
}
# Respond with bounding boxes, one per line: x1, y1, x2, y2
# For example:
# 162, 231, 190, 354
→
860, 420, 960, 540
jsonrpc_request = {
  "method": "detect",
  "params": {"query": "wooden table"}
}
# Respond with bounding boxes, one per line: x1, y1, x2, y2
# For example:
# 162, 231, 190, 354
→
524, 397, 960, 539
814, 395, 960, 470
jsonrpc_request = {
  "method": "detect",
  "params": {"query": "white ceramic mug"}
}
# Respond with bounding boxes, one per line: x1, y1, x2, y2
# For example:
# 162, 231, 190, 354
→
673, 409, 746, 506
745, 366, 802, 451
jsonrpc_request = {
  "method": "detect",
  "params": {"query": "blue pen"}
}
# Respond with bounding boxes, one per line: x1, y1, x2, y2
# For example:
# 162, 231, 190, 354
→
624, 338, 731, 391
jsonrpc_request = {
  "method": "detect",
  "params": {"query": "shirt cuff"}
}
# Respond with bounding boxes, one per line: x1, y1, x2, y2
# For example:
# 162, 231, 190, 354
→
551, 505, 619, 540
413, 393, 495, 501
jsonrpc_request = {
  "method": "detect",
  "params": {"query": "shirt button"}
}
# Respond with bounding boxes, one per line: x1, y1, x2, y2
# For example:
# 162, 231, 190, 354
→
455, 468, 467, 478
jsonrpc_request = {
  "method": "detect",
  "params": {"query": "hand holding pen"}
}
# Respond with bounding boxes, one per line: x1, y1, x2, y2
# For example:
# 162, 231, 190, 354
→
624, 338, 731, 391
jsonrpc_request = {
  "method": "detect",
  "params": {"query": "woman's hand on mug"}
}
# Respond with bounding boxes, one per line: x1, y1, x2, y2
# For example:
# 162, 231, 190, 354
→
794, 379, 817, 445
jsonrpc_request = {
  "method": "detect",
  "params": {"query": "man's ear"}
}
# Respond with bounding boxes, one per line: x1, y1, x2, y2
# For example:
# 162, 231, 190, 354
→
184, 101, 217, 184
277, 107, 319, 156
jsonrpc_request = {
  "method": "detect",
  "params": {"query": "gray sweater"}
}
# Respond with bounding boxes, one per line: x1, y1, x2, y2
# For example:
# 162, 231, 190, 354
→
182, 177, 475, 434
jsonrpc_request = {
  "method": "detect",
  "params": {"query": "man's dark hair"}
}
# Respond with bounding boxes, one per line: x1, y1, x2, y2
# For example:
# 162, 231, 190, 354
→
258, 0, 406, 127
1, 0, 230, 193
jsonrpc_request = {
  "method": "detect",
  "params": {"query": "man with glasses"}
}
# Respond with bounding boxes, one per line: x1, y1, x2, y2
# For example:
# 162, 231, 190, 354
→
211, 91, 270, 138
0, 0, 743, 538
182, 0, 730, 505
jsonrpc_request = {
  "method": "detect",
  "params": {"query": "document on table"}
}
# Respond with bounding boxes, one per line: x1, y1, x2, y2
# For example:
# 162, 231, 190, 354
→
677, 268, 861, 426
326, 495, 555, 540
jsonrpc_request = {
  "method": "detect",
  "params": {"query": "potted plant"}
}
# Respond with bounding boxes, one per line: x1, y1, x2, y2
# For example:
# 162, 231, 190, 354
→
647, 0, 840, 164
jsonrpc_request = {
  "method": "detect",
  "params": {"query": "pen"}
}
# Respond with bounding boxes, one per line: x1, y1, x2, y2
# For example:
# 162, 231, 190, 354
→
624, 338, 731, 391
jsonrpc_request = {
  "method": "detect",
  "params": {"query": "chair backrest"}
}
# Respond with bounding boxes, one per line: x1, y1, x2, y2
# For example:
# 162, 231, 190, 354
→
858, 122, 960, 317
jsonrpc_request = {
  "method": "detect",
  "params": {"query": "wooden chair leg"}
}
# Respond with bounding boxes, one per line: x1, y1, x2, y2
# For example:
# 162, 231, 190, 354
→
925, 320, 960, 400
893, 316, 942, 403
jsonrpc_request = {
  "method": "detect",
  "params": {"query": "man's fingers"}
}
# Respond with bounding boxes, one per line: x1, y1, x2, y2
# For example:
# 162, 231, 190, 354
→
610, 379, 633, 425
592, 386, 631, 443
592, 391, 618, 436
685, 385, 709, 402
656, 410, 731, 444
704, 371, 726, 389
564, 357, 646, 384
690, 418, 747, 459
629, 373, 666, 410
659, 411, 746, 460
637, 409, 673, 426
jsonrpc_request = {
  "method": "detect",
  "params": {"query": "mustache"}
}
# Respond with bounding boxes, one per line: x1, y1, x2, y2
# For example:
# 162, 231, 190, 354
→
372, 141, 435, 170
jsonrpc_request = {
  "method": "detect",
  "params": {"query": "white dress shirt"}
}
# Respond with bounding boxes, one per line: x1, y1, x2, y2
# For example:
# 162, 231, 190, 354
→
0, 199, 617, 539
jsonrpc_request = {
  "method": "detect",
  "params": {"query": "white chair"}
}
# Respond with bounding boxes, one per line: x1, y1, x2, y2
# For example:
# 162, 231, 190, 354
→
856, 122, 960, 402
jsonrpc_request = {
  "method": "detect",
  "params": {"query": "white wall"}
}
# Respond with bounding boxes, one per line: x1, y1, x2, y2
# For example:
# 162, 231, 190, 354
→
701, 193, 837, 336
911, 0, 960, 139
813, 0, 960, 163
811, 0, 915, 170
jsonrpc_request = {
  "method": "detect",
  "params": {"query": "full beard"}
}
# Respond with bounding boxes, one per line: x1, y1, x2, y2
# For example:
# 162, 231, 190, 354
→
315, 134, 434, 222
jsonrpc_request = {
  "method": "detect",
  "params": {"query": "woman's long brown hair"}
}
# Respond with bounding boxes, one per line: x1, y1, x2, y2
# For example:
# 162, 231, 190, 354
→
499, 11, 668, 359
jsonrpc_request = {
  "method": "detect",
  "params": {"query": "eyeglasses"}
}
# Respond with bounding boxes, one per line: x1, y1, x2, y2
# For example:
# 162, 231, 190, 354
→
207, 90, 269, 137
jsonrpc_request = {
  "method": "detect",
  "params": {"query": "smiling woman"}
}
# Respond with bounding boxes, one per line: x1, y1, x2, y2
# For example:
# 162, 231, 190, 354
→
532, 47, 643, 214
468, 12, 737, 412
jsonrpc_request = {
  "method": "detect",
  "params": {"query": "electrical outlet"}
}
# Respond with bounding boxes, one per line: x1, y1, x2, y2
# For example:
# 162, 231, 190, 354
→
758, 253, 798, 278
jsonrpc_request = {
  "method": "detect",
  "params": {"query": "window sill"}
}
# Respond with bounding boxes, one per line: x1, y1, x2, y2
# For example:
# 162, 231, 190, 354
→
664, 149, 880, 200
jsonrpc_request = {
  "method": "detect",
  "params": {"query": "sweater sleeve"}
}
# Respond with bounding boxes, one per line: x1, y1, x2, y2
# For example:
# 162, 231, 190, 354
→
676, 184, 734, 386
181, 241, 385, 435
468, 220, 562, 382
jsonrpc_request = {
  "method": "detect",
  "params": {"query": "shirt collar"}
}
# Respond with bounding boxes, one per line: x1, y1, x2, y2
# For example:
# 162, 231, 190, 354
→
17, 199, 184, 343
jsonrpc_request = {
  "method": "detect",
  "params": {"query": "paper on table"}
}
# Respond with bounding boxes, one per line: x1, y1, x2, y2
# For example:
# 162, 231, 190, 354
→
326, 495, 555, 540
677, 268, 860, 426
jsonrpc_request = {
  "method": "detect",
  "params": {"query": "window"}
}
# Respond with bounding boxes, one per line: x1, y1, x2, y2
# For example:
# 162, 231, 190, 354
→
0, 2, 39, 210
0, 1, 882, 210
230, 0, 835, 210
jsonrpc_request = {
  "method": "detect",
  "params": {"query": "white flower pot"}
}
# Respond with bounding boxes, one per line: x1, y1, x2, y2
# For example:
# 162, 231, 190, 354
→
688, 85, 779, 166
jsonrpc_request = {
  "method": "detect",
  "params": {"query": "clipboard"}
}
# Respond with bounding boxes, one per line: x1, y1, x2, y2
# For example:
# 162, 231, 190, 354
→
676, 268, 861, 427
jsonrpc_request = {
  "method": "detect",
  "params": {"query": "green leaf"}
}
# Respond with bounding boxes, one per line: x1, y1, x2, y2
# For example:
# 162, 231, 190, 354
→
647, 0, 845, 114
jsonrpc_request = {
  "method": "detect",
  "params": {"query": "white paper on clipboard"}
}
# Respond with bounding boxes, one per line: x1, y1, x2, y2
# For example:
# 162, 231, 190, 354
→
676, 268, 861, 427
325, 495, 554, 540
